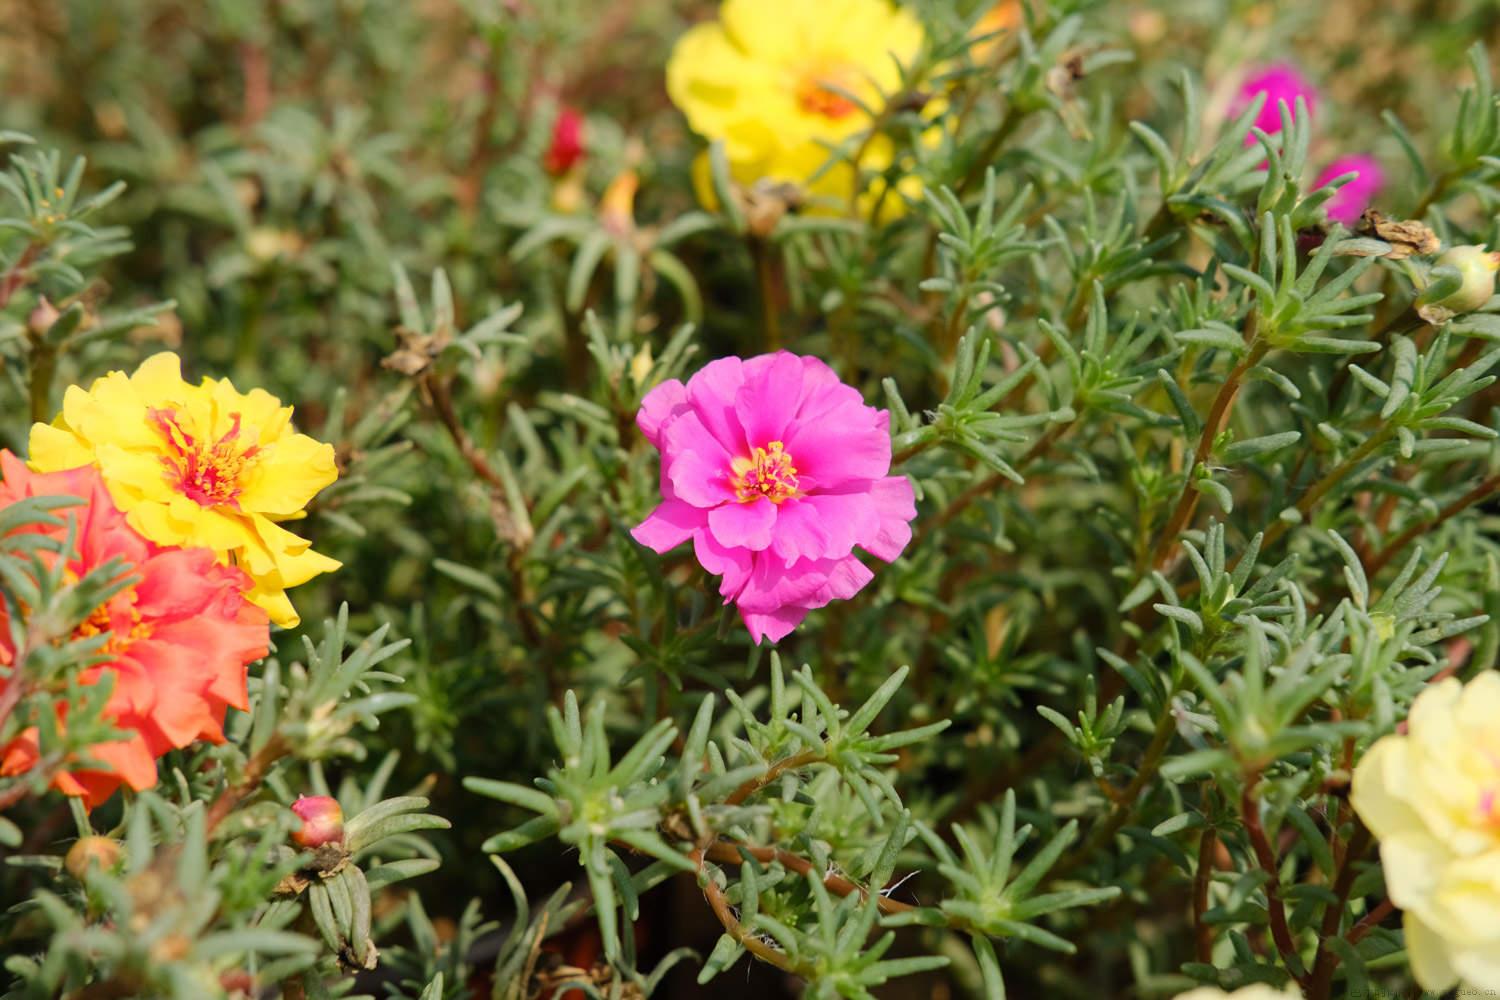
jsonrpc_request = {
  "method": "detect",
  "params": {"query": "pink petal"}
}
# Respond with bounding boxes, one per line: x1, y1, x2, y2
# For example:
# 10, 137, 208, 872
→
794, 357, 865, 421
631, 499, 703, 553
662, 412, 735, 508
708, 498, 776, 551
735, 352, 804, 448
861, 475, 917, 562
694, 530, 753, 600
1314, 155, 1384, 226
784, 408, 891, 487
637, 379, 688, 449
771, 492, 873, 565
735, 553, 832, 613
809, 555, 874, 604
742, 606, 808, 644
685, 356, 748, 454
1233, 63, 1317, 142
134, 548, 223, 619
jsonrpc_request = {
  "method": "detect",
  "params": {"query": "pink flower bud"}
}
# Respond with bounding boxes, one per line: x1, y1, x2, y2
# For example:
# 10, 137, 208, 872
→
290, 795, 344, 848
544, 107, 586, 177
28, 297, 59, 336
1314, 155, 1384, 226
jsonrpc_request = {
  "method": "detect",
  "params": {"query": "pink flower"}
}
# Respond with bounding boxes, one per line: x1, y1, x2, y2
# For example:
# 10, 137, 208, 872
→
1233, 63, 1317, 143
544, 106, 586, 176
1314, 155, 1384, 226
290, 795, 345, 848
631, 353, 917, 644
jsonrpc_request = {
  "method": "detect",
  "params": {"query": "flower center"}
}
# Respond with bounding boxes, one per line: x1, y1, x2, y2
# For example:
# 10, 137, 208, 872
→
730, 441, 800, 504
75, 584, 151, 656
150, 407, 260, 508
795, 65, 861, 120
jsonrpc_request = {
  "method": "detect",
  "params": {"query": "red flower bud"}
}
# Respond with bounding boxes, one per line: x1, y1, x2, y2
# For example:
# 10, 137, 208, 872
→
290, 795, 344, 848
544, 107, 586, 177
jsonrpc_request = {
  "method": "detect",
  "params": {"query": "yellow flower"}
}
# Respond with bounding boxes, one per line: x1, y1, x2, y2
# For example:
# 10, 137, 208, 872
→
1172, 988, 1301, 1000
1351, 674, 1500, 993
29, 352, 340, 628
667, 0, 929, 217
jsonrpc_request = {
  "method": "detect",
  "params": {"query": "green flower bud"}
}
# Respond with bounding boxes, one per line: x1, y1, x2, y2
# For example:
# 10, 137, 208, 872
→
1432, 245, 1500, 314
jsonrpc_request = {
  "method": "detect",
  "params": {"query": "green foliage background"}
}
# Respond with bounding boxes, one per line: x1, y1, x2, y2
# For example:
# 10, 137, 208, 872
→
2, 1, 1500, 997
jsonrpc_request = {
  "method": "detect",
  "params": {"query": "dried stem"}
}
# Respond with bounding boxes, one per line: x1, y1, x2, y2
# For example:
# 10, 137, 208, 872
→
1146, 335, 1268, 572
725, 748, 822, 807
1345, 898, 1396, 946
1366, 473, 1500, 577
420, 372, 507, 493
692, 845, 803, 974
704, 840, 915, 915
1193, 825, 1218, 963
749, 236, 782, 352
1257, 426, 1395, 555
0, 244, 38, 308
1242, 779, 1305, 987
204, 734, 288, 836
1307, 822, 1372, 1000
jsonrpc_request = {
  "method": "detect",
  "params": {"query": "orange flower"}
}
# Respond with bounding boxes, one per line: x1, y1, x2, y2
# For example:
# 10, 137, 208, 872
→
0, 452, 270, 808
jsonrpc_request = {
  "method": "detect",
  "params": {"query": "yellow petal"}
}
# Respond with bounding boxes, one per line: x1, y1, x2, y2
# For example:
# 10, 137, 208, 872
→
1405, 911, 1460, 993
238, 434, 338, 516
128, 352, 189, 398
246, 581, 300, 629
1351, 736, 1425, 841
1381, 831, 1450, 911
27, 422, 96, 472
95, 443, 171, 503
251, 514, 340, 588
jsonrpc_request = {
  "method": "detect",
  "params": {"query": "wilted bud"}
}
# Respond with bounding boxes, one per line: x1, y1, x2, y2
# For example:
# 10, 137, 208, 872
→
27, 297, 59, 337
1430, 245, 1500, 314
290, 795, 345, 848
65, 836, 121, 878
544, 106, 586, 177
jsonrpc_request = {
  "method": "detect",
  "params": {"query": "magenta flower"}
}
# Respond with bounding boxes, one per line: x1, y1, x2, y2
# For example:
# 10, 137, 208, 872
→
631, 352, 917, 644
1233, 63, 1317, 143
1314, 154, 1384, 225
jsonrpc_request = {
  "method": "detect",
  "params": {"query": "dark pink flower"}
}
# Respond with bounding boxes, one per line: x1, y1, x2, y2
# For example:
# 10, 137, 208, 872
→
1233, 63, 1317, 143
1314, 155, 1384, 226
631, 353, 916, 644
290, 795, 345, 848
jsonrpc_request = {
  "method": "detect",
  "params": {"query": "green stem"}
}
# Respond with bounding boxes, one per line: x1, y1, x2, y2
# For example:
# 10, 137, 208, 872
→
749, 236, 781, 351
1258, 426, 1395, 553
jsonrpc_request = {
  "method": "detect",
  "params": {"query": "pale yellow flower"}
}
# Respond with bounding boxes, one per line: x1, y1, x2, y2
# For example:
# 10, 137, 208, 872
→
667, 0, 929, 218
1351, 674, 1500, 992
